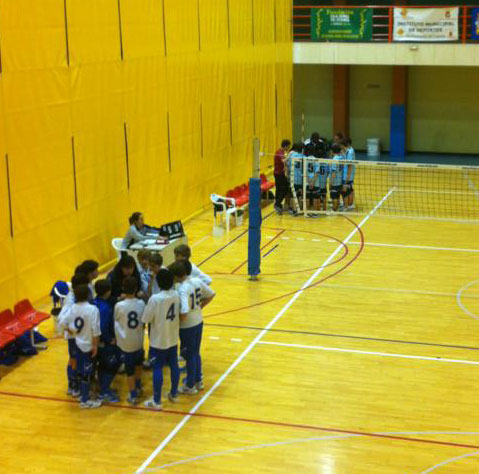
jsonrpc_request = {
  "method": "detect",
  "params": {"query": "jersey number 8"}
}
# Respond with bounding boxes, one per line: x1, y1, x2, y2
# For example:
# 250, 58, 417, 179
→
127, 311, 139, 329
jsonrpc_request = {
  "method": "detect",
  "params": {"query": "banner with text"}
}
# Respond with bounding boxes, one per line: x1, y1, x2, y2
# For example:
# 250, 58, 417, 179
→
393, 7, 458, 42
311, 8, 372, 41
472, 8, 479, 40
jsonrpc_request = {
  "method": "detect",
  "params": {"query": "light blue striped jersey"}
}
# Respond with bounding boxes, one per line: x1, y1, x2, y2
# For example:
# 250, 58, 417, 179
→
289, 151, 304, 186
330, 154, 344, 186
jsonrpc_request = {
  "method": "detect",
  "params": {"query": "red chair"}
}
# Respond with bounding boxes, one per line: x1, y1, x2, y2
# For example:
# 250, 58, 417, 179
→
0, 309, 33, 337
260, 173, 275, 191
14, 299, 50, 327
0, 330, 16, 349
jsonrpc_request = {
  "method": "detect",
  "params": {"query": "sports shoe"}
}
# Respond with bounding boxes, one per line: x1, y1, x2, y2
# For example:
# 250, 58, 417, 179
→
274, 204, 282, 214
117, 363, 125, 374
195, 380, 204, 391
348, 204, 355, 210
144, 398, 163, 410
142, 359, 151, 369
100, 391, 120, 403
79, 399, 102, 409
168, 392, 179, 403
67, 387, 80, 397
127, 396, 139, 406
177, 385, 198, 395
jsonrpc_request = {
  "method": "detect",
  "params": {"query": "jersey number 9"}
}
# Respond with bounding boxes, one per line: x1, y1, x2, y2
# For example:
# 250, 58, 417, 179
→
74, 317, 84, 334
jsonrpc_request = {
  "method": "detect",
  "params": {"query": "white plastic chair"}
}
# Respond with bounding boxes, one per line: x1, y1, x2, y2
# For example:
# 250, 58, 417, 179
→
210, 194, 237, 232
111, 237, 125, 261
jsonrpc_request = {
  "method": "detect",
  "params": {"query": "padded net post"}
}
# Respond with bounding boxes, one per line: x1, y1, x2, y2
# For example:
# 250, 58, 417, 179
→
248, 137, 262, 279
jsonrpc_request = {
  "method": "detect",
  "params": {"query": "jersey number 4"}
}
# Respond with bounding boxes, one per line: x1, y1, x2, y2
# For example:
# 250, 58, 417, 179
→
166, 303, 176, 321
127, 311, 139, 329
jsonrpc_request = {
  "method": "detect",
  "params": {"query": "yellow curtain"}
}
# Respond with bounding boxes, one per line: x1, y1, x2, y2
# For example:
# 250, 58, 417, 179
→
0, 0, 292, 309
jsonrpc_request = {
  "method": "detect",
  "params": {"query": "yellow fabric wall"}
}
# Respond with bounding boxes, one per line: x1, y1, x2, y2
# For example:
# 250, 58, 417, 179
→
0, 0, 292, 309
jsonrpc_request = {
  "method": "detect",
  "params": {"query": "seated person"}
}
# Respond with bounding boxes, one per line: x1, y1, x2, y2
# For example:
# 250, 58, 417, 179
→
122, 212, 159, 249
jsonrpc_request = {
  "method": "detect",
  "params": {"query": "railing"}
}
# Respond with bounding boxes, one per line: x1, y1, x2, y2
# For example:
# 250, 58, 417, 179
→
293, 5, 479, 43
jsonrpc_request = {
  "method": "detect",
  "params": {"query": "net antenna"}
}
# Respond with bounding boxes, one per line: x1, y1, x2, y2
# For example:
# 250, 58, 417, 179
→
248, 137, 262, 281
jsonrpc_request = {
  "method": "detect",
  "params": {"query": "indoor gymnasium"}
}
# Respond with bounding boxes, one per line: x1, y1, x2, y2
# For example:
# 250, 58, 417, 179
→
1, 1, 479, 473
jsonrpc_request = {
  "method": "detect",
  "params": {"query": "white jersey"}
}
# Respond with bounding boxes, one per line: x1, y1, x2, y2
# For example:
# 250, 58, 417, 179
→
114, 298, 145, 353
67, 302, 101, 353
178, 277, 216, 329
191, 263, 212, 286
58, 292, 75, 339
142, 289, 180, 350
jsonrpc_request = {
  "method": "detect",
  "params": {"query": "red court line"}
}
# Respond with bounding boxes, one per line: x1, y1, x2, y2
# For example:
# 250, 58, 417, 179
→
0, 390, 477, 451
204, 215, 364, 319
230, 229, 286, 274
197, 210, 275, 267
214, 229, 349, 277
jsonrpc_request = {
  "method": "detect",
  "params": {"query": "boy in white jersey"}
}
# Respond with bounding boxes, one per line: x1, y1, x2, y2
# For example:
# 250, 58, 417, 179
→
114, 276, 145, 405
169, 261, 215, 394
58, 272, 90, 397
137, 249, 152, 293
147, 253, 164, 297
174, 244, 212, 286
65, 284, 101, 408
142, 269, 180, 410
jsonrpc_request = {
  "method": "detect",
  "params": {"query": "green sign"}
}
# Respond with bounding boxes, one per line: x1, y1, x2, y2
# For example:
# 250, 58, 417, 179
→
311, 8, 373, 41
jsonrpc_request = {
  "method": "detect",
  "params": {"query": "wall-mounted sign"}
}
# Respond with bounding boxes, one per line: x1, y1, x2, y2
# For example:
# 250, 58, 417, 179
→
311, 8, 372, 42
393, 7, 458, 42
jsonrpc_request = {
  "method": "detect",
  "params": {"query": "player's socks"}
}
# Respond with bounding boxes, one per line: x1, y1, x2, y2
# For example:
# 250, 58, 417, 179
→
99, 373, 115, 395
135, 379, 142, 390
130, 389, 138, 399
67, 365, 75, 389
152, 367, 163, 404
80, 381, 90, 403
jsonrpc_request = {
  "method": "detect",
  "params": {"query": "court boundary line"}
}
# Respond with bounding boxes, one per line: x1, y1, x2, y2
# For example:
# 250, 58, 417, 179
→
149, 432, 479, 472
1, 389, 478, 453
134, 188, 395, 473
419, 450, 479, 474
257, 341, 479, 365
203, 322, 479, 351
348, 241, 479, 253
456, 280, 479, 321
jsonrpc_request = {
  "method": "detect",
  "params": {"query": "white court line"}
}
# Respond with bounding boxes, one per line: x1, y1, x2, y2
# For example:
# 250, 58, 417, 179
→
348, 241, 479, 253
258, 341, 479, 365
281, 236, 290, 240
456, 280, 479, 321
311, 239, 321, 242
231, 338, 242, 342
419, 451, 479, 474
191, 234, 210, 248
134, 188, 396, 473
209, 336, 220, 340
148, 431, 479, 472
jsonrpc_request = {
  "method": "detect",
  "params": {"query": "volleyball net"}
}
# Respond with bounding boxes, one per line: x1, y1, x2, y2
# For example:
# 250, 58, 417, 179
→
287, 157, 479, 222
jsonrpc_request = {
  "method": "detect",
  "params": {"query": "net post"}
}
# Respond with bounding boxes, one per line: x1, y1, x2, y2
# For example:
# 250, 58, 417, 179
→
248, 137, 262, 281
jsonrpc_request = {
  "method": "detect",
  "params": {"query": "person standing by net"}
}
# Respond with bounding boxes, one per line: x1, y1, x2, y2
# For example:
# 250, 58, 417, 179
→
273, 139, 291, 214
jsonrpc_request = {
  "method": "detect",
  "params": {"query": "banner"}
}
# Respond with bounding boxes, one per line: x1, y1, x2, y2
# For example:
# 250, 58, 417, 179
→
472, 8, 479, 40
311, 8, 372, 41
393, 7, 458, 42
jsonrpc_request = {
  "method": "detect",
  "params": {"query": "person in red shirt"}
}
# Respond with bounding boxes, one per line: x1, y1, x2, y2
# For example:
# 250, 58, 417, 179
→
274, 139, 291, 213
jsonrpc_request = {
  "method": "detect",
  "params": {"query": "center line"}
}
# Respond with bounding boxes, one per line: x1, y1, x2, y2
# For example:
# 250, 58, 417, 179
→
135, 188, 395, 473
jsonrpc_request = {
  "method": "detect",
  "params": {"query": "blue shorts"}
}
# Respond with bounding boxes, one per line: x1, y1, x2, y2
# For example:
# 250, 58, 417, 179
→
68, 339, 78, 358
122, 349, 144, 376
76, 349, 93, 378
149, 346, 178, 368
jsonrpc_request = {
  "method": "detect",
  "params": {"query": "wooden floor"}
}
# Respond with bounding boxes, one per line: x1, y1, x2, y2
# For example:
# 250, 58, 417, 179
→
1, 202, 479, 473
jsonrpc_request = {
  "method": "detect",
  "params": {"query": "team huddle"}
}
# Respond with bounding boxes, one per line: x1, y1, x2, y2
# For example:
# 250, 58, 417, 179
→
274, 133, 356, 214
57, 245, 214, 410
